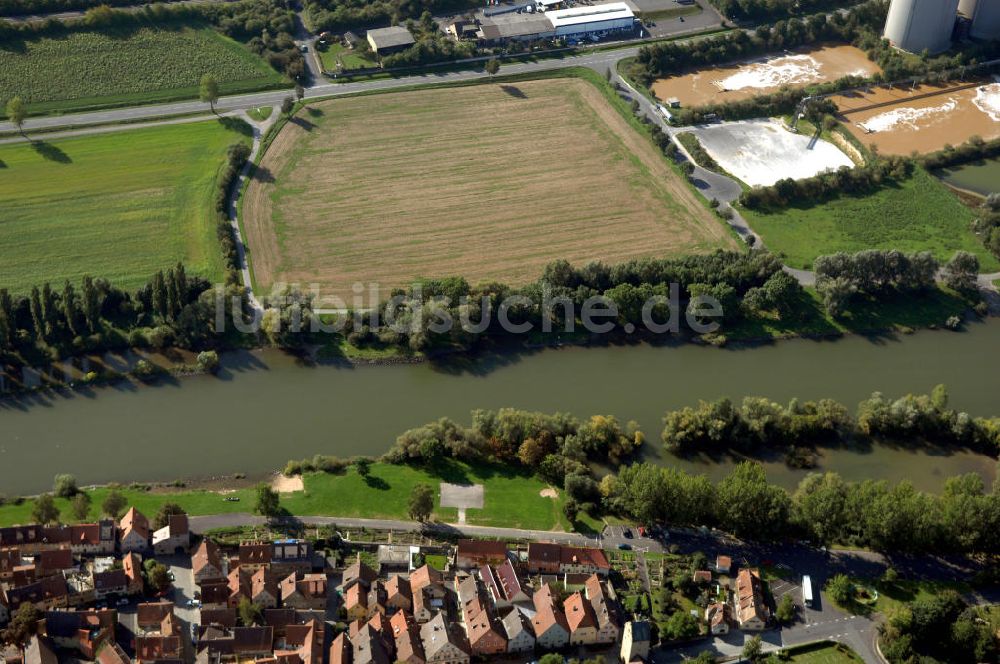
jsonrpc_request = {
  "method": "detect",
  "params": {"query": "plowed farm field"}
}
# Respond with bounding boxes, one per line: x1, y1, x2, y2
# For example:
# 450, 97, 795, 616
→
241, 77, 735, 303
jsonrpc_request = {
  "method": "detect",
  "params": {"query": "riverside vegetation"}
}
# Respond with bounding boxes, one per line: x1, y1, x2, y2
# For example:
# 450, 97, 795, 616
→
4, 395, 999, 555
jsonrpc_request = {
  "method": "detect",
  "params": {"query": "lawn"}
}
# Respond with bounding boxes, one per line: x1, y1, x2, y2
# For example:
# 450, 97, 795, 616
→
317, 43, 377, 71
782, 641, 866, 663
0, 119, 251, 293
0, 460, 591, 532
0, 25, 287, 114
743, 167, 1000, 271
242, 71, 735, 302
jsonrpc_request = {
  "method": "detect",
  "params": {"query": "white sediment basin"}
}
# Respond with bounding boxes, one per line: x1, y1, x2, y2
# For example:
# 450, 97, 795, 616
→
688, 118, 855, 187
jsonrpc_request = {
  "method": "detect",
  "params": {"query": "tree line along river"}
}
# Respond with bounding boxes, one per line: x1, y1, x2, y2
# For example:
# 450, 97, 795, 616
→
1, 320, 999, 495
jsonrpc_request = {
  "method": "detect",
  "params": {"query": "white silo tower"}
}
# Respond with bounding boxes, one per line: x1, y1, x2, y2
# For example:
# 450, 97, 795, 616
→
883, 0, 960, 54
959, 0, 1000, 40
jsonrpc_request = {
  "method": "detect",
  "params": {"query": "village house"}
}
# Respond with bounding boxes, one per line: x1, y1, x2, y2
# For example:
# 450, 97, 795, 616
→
136, 601, 174, 633
501, 610, 535, 653
121, 552, 143, 595
527, 543, 610, 577
390, 610, 425, 664
151, 514, 189, 555
419, 614, 470, 664
340, 560, 378, 592
410, 565, 446, 599
24, 635, 57, 664
456, 577, 505, 656
735, 568, 768, 631
705, 602, 733, 635
201, 607, 238, 628
584, 574, 620, 644
531, 584, 569, 651
344, 582, 369, 622
280, 572, 328, 610
715, 555, 732, 575
119, 508, 150, 553
92, 569, 128, 600
6, 576, 69, 611
367, 580, 390, 618
199, 580, 231, 609
455, 540, 508, 570
193, 539, 225, 584
1, 548, 21, 581
385, 574, 412, 613
620, 621, 651, 663
41, 609, 117, 659
693, 570, 713, 584
480, 560, 531, 609
0, 526, 46, 554
250, 568, 280, 608
57, 522, 117, 556
272, 540, 314, 575
36, 549, 74, 578
238, 541, 272, 570
95, 642, 130, 664
274, 617, 324, 664
564, 591, 599, 645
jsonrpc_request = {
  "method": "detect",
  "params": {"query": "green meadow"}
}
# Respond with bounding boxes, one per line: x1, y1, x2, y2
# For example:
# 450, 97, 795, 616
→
0, 461, 601, 533
0, 119, 251, 294
743, 168, 999, 271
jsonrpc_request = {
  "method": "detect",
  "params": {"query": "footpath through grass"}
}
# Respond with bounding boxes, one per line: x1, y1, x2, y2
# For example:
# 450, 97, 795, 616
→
0, 118, 251, 293
743, 168, 999, 271
0, 26, 287, 115
0, 461, 595, 532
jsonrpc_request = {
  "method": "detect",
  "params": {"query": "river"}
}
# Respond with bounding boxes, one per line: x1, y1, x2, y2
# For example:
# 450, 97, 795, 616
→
1, 321, 998, 495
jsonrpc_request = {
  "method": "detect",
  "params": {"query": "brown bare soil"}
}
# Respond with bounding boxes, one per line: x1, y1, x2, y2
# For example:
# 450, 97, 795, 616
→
241, 78, 734, 304
651, 44, 879, 107
832, 80, 1000, 155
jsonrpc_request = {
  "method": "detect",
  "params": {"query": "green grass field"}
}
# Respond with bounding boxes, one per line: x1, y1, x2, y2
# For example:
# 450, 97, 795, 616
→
317, 43, 377, 72
0, 461, 599, 532
0, 26, 287, 114
782, 641, 865, 663
743, 168, 1000, 271
0, 119, 251, 294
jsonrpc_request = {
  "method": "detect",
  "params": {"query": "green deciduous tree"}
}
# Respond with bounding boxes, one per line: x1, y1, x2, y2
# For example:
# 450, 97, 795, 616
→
6, 96, 26, 136
484, 58, 499, 77
237, 596, 263, 626
70, 492, 92, 522
255, 484, 280, 518
54, 473, 78, 498
200, 75, 220, 114
2, 603, 42, 648
825, 574, 855, 606
408, 483, 434, 522
32, 494, 59, 524
102, 489, 127, 518
153, 502, 186, 530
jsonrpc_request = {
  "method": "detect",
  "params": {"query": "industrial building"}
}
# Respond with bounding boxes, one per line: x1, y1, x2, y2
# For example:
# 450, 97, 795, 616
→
366, 26, 416, 55
545, 2, 637, 38
477, 1, 636, 43
959, 0, 1000, 40
883, 0, 960, 54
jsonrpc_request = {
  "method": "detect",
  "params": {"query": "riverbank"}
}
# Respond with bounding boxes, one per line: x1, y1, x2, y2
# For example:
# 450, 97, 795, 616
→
0, 461, 594, 532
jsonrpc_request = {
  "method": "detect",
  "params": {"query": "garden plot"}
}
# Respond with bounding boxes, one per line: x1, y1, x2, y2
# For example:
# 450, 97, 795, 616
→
687, 118, 854, 187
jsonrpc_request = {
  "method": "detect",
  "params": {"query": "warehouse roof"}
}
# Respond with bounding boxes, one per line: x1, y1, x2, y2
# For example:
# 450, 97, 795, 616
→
479, 12, 554, 40
546, 2, 634, 27
366, 26, 415, 50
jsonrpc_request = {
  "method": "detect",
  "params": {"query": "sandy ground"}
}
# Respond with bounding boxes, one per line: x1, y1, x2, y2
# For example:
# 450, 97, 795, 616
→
241, 78, 735, 304
540, 488, 559, 498
271, 474, 304, 493
689, 119, 854, 187
833, 78, 1000, 155
651, 44, 879, 107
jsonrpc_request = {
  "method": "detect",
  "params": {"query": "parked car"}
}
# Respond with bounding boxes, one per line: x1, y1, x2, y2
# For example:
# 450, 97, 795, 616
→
224, 496, 240, 502
618, 543, 632, 550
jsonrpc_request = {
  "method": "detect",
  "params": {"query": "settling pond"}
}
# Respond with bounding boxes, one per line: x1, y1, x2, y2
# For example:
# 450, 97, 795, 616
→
938, 157, 1000, 197
2, 321, 999, 495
